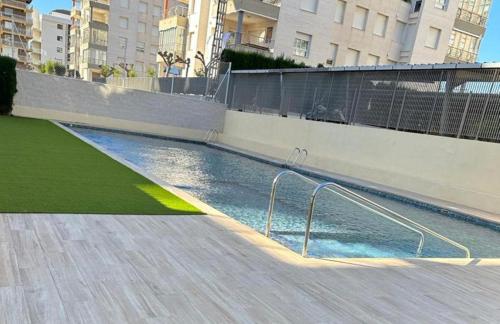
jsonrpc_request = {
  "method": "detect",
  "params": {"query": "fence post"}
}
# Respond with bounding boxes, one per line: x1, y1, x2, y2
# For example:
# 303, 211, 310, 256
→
224, 62, 232, 105
475, 69, 497, 140
349, 72, 365, 124
386, 71, 401, 128
170, 75, 174, 95
426, 70, 445, 134
457, 91, 472, 138
279, 72, 286, 117
396, 90, 408, 130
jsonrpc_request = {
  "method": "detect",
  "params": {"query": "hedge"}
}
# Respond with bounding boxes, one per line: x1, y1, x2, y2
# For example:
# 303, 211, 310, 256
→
0, 56, 17, 115
221, 49, 308, 70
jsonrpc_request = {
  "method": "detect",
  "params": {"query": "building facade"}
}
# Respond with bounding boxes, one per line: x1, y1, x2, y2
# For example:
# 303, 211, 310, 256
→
157, 0, 491, 76
39, 10, 71, 67
69, 0, 163, 81
0, 0, 32, 67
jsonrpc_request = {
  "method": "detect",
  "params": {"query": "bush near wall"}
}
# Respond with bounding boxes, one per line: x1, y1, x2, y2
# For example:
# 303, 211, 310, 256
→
0, 56, 17, 115
221, 49, 308, 70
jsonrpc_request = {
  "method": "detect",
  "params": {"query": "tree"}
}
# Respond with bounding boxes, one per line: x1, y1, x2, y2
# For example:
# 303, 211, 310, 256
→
127, 69, 137, 78
100, 64, 114, 78
45, 60, 56, 75
38, 63, 46, 73
118, 63, 134, 78
194, 51, 209, 77
0, 56, 17, 115
146, 66, 156, 77
158, 51, 178, 77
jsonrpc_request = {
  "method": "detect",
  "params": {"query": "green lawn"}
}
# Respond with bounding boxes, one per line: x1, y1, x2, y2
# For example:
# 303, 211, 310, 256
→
0, 116, 203, 215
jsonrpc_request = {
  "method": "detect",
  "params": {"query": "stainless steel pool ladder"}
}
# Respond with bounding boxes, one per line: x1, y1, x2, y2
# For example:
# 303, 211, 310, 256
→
204, 129, 219, 143
265, 170, 471, 259
285, 147, 308, 167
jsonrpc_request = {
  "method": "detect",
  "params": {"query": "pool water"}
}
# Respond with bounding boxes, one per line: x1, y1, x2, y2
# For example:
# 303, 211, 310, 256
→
73, 127, 500, 258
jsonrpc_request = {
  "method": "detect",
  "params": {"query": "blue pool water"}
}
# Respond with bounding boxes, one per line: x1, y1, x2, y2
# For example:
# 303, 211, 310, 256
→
73, 127, 500, 258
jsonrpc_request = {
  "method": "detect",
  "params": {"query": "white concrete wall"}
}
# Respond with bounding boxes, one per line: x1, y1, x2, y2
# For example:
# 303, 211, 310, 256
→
13, 70, 225, 141
219, 111, 500, 217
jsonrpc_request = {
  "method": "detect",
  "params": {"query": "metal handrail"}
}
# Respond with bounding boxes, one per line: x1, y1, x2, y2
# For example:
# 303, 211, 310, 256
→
302, 182, 471, 258
285, 147, 308, 167
265, 170, 471, 258
204, 129, 219, 143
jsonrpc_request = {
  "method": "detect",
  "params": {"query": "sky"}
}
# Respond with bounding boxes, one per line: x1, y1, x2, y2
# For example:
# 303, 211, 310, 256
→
32, 0, 500, 62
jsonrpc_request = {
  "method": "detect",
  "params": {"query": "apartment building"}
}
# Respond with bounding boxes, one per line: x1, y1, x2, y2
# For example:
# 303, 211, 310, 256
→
0, 0, 32, 67
38, 10, 72, 68
273, 0, 491, 67
69, 0, 163, 81
158, 0, 491, 76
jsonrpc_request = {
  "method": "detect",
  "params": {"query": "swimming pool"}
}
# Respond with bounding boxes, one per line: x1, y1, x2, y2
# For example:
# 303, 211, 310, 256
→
73, 126, 500, 258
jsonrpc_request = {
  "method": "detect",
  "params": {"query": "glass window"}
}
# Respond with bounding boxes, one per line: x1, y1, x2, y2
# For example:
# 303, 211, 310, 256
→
435, 0, 449, 9
153, 6, 162, 17
120, 0, 129, 8
367, 54, 380, 66
136, 41, 145, 53
373, 14, 388, 37
119, 17, 129, 29
353, 6, 369, 30
300, 0, 319, 13
139, 2, 148, 13
393, 21, 406, 43
57, 24, 63, 30
345, 48, 360, 66
293, 32, 311, 57
138, 22, 146, 33
334, 0, 346, 24
56, 47, 63, 53
425, 26, 441, 49
57, 35, 63, 41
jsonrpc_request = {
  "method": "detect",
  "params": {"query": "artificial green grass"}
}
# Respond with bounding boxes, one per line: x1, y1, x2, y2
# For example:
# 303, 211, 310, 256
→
0, 116, 203, 215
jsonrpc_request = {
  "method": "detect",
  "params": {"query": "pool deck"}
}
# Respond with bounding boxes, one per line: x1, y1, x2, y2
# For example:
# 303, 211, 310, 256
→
1, 212, 499, 323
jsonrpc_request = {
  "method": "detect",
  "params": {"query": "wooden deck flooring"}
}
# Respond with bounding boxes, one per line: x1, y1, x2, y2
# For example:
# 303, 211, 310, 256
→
0, 213, 499, 323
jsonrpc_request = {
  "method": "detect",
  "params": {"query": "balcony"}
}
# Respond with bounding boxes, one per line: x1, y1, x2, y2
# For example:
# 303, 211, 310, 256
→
1, 37, 27, 48
456, 8, 487, 27
226, 32, 274, 56
88, 0, 109, 11
168, 5, 188, 18
71, 8, 81, 19
0, 10, 29, 24
0, 0, 28, 10
228, 0, 280, 20
446, 46, 477, 63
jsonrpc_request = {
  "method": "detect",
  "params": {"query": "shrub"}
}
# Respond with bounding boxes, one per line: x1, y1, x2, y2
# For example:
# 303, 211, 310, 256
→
221, 49, 308, 70
100, 64, 113, 78
38, 63, 46, 73
54, 62, 66, 76
127, 69, 137, 78
146, 67, 156, 77
112, 68, 122, 78
0, 56, 17, 115
45, 60, 55, 74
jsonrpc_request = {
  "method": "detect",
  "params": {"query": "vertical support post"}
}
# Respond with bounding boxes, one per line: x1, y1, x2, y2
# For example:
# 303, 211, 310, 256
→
476, 69, 498, 140
224, 62, 231, 106
426, 70, 445, 134
349, 72, 365, 124
279, 72, 286, 117
457, 92, 472, 138
235, 10, 244, 45
386, 71, 401, 128
170, 75, 174, 94
396, 90, 408, 130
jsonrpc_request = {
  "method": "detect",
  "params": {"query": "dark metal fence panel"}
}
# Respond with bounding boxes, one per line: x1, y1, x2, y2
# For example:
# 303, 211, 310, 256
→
228, 67, 500, 143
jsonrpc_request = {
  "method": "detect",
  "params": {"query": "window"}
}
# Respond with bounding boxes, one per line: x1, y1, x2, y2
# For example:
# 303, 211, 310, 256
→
293, 32, 311, 57
300, 0, 319, 13
435, 0, 448, 10
119, 36, 128, 50
56, 47, 63, 53
152, 27, 159, 37
345, 48, 360, 66
153, 6, 161, 17
329, 43, 338, 66
334, 0, 346, 24
57, 24, 63, 30
425, 27, 441, 49
119, 17, 129, 29
188, 32, 195, 51
120, 0, 129, 8
57, 35, 63, 41
393, 21, 406, 43
353, 6, 369, 30
373, 14, 388, 37
136, 62, 144, 72
367, 54, 380, 66
136, 41, 145, 53
138, 22, 146, 33
139, 2, 148, 13
150, 46, 157, 55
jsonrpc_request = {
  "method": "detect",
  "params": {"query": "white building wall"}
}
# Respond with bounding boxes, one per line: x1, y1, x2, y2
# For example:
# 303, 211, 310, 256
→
40, 12, 71, 66
107, 0, 163, 75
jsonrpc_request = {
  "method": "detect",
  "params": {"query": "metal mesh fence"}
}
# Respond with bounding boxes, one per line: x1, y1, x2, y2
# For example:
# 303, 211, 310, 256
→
228, 67, 500, 143
104, 62, 232, 104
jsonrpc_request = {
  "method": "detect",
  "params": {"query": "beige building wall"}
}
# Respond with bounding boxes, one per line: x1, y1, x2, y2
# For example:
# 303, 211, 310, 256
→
219, 111, 500, 217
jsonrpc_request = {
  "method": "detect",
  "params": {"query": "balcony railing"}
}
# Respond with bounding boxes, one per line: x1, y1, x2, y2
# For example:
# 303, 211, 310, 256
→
0, 10, 29, 23
447, 46, 477, 63
1, 37, 27, 48
456, 8, 488, 27
227, 32, 273, 50
82, 56, 106, 66
168, 5, 188, 17
1, 0, 28, 10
